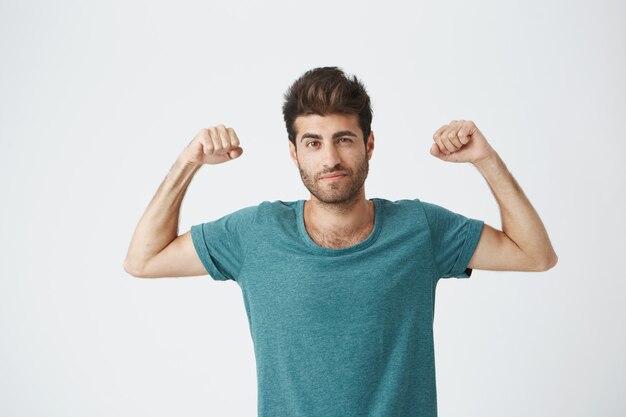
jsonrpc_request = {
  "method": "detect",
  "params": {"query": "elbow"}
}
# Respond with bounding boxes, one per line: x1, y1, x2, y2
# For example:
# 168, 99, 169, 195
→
123, 259, 146, 278
538, 252, 558, 271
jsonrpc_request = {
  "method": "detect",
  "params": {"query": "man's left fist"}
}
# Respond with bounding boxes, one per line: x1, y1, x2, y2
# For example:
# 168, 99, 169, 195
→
430, 120, 496, 164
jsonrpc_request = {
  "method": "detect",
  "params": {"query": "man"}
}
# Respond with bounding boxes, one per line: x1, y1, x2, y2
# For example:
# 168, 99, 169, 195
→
124, 66, 557, 417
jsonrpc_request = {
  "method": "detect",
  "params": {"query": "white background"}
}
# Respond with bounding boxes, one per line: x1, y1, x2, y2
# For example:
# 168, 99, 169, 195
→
1, 0, 624, 416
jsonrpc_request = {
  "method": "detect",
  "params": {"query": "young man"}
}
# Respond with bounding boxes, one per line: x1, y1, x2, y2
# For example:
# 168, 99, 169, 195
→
124, 66, 557, 417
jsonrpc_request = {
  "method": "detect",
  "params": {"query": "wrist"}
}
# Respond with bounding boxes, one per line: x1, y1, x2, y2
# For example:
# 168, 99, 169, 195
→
163, 157, 202, 189
473, 151, 502, 173
175, 155, 204, 171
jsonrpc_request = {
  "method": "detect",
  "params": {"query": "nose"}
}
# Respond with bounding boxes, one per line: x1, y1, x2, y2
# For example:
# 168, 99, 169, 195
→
321, 141, 342, 168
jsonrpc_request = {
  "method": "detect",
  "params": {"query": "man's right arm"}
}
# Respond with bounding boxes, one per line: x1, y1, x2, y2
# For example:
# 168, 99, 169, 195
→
123, 124, 244, 278
123, 157, 204, 278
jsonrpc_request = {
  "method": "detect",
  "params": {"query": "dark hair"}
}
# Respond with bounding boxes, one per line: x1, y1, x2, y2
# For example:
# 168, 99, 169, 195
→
282, 66, 373, 150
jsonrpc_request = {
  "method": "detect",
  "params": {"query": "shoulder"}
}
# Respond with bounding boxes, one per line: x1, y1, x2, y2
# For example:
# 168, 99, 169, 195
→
375, 197, 426, 216
256, 199, 299, 216
375, 197, 467, 227
253, 199, 301, 225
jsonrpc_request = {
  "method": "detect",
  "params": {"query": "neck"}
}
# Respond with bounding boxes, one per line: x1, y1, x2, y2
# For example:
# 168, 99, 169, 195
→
304, 192, 374, 236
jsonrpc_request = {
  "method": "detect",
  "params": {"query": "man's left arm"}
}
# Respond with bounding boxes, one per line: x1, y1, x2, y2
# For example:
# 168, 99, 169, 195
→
431, 120, 558, 272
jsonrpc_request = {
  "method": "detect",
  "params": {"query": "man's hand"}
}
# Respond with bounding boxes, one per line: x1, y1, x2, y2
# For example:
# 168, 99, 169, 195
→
180, 124, 244, 167
430, 120, 496, 165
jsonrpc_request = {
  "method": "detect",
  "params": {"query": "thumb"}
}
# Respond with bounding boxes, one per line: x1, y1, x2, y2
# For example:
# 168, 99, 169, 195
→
227, 146, 244, 160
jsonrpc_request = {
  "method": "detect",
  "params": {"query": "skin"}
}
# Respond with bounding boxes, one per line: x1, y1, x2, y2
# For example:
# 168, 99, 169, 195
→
125, 115, 557, 278
289, 113, 375, 246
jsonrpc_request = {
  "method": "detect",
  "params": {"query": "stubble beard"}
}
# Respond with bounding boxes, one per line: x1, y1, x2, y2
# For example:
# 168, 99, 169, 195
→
297, 153, 370, 206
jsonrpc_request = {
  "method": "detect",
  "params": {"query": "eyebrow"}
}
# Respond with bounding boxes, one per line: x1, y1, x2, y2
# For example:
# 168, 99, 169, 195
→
300, 130, 358, 143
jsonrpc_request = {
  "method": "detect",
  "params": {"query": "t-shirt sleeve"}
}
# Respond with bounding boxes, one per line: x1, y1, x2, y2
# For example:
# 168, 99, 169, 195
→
189, 204, 258, 282
420, 200, 485, 279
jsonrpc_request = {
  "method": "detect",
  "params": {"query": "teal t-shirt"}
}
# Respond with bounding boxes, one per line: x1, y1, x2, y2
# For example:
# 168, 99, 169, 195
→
190, 197, 484, 417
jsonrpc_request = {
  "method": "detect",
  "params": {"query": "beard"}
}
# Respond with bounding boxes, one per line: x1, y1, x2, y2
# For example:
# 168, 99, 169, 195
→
297, 152, 370, 205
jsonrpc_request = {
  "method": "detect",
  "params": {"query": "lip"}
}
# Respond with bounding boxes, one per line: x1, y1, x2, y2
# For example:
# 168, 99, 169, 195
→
320, 173, 346, 181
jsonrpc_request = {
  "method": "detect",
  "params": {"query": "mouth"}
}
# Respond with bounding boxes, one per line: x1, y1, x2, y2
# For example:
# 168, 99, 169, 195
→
320, 173, 347, 181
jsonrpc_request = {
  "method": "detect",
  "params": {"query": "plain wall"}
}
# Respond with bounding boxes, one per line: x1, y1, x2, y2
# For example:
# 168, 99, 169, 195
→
1, 0, 624, 416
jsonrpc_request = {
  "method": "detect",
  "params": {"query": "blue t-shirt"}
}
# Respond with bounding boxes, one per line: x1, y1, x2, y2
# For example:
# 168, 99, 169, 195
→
190, 197, 484, 417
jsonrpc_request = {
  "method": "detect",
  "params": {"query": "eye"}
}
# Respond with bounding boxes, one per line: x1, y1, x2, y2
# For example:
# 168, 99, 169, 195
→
305, 138, 352, 148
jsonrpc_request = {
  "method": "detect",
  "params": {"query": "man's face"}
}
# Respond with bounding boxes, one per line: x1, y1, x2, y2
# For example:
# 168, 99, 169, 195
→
289, 113, 374, 204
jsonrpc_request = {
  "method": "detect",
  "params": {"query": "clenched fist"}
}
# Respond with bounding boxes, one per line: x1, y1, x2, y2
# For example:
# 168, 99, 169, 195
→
181, 124, 244, 166
430, 120, 496, 165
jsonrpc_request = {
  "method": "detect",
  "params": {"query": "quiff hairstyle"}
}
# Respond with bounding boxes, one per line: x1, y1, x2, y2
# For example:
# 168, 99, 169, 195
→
282, 66, 373, 151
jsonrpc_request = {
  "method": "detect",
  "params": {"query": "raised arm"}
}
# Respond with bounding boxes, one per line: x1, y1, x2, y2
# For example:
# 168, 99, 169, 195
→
430, 119, 558, 272
123, 124, 244, 278
468, 152, 557, 271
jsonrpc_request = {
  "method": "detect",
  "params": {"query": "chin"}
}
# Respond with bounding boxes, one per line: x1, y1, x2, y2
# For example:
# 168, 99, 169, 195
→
315, 189, 361, 204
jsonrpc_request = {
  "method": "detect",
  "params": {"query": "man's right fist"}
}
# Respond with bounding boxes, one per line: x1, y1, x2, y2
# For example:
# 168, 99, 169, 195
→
181, 124, 243, 166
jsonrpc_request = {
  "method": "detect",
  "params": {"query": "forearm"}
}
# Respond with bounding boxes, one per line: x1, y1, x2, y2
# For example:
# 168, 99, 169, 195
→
124, 156, 202, 274
474, 152, 557, 267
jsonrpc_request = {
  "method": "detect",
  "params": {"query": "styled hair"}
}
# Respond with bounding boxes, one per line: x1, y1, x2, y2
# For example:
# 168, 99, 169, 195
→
282, 66, 373, 150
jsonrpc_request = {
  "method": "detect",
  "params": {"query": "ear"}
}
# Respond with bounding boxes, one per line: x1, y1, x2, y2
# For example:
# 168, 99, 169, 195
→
289, 140, 299, 167
366, 131, 375, 160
